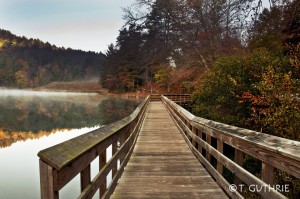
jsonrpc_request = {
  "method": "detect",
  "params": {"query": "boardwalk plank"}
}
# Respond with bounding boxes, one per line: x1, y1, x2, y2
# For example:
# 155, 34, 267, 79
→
111, 101, 228, 199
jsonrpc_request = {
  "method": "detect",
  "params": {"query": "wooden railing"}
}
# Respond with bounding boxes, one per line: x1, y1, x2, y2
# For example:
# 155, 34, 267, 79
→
38, 96, 149, 199
162, 95, 300, 199
38, 94, 299, 199
151, 94, 192, 105
163, 94, 192, 103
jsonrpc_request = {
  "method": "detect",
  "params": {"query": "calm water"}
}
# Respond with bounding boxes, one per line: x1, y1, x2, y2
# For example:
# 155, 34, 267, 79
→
0, 89, 139, 199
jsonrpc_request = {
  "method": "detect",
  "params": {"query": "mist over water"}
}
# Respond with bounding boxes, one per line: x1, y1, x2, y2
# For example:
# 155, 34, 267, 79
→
0, 88, 98, 97
0, 89, 139, 147
0, 88, 107, 108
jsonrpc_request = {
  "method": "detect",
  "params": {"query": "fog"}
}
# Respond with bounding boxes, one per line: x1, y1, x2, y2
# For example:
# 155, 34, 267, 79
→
0, 88, 109, 107
0, 88, 98, 97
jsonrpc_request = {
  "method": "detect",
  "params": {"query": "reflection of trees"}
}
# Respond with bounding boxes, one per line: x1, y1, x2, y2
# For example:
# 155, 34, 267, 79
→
0, 99, 100, 133
0, 96, 139, 148
0, 128, 70, 148
97, 97, 140, 125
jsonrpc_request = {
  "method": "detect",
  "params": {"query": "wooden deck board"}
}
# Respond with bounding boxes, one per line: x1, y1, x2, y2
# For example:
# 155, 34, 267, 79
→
111, 101, 228, 198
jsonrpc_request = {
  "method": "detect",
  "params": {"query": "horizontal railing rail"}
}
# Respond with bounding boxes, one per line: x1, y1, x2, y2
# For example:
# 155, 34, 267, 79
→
163, 94, 192, 103
38, 96, 150, 199
150, 94, 192, 104
162, 95, 300, 199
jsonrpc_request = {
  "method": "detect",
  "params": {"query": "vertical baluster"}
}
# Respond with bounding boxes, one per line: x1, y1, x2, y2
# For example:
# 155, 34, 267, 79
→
262, 162, 274, 185
197, 128, 203, 155
187, 123, 192, 140
39, 160, 59, 199
192, 126, 197, 147
217, 140, 223, 174
99, 150, 106, 198
119, 132, 126, 164
80, 164, 91, 191
112, 139, 118, 177
234, 149, 244, 188
206, 134, 211, 163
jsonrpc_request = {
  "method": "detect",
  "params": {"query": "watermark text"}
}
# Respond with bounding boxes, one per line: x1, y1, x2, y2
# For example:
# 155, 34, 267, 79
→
229, 184, 290, 193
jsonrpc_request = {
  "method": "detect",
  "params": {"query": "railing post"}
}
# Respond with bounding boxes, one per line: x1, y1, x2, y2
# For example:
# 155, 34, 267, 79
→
197, 129, 203, 155
234, 149, 244, 187
80, 164, 91, 191
187, 123, 192, 140
119, 132, 126, 164
217, 140, 223, 174
112, 139, 118, 177
39, 160, 59, 199
206, 134, 211, 163
99, 150, 107, 198
192, 126, 197, 147
262, 162, 274, 185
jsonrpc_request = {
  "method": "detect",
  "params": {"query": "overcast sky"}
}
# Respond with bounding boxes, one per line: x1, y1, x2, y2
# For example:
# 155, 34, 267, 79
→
0, 0, 273, 54
0, 0, 136, 53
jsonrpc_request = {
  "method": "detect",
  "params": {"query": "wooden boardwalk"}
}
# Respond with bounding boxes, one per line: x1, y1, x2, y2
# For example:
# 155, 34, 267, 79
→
38, 95, 300, 199
112, 101, 228, 198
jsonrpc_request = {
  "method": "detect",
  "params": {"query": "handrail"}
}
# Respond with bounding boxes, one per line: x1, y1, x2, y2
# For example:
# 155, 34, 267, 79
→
151, 94, 191, 101
162, 95, 300, 199
38, 96, 150, 199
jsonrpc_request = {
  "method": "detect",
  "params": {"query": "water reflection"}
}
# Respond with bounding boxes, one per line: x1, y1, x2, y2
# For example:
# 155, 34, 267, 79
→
0, 89, 140, 199
0, 127, 99, 199
0, 89, 140, 148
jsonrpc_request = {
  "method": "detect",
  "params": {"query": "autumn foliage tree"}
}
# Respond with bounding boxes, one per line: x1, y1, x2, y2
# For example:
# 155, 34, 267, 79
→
100, 0, 261, 92
193, 0, 300, 139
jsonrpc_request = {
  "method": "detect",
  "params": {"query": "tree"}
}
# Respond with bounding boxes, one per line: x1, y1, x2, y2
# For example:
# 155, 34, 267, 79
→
143, 0, 181, 63
283, 0, 300, 45
248, 7, 285, 51
250, 44, 300, 140
14, 71, 28, 88
100, 24, 145, 92
154, 65, 172, 92
193, 55, 253, 126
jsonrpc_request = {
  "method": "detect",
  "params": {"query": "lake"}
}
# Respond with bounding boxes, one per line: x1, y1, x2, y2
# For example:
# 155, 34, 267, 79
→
0, 89, 140, 199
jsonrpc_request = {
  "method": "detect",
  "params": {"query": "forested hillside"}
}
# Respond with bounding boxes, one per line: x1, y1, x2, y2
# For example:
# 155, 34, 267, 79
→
0, 29, 105, 88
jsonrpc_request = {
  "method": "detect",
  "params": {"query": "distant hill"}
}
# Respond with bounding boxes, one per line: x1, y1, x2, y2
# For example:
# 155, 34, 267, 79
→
0, 29, 106, 88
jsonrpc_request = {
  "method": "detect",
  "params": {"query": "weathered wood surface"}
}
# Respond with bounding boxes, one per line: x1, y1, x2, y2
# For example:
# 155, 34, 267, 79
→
162, 96, 299, 199
111, 101, 227, 199
162, 96, 300, 179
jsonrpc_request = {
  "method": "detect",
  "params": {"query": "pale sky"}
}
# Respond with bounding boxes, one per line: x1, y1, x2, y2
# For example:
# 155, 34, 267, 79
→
0, 0, 136, 53
0, 0, 272, 54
